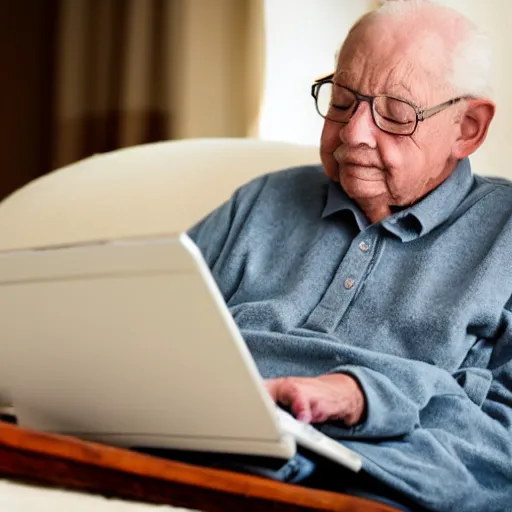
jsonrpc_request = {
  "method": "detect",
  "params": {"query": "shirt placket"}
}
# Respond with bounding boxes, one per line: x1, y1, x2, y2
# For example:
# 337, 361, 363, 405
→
303, 227, 381, 333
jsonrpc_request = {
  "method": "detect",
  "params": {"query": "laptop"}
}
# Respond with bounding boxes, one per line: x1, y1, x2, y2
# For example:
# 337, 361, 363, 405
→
0, 233, 361, 472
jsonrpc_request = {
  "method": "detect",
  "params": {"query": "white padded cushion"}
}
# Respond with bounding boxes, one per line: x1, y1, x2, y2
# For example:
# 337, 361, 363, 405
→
0, 138, 320, 252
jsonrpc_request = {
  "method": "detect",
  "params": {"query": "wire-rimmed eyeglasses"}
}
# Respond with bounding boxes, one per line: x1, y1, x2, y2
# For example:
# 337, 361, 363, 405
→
311, 73, 467, 136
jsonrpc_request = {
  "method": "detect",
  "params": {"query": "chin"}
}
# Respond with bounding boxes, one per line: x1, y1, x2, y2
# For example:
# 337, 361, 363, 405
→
340, 176, 387, 200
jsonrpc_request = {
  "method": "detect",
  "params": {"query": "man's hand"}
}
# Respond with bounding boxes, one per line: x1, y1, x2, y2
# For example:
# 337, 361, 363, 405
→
264, 374, 366, 426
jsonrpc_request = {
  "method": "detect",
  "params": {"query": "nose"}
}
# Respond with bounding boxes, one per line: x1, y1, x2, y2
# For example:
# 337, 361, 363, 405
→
339, 100, 378, 148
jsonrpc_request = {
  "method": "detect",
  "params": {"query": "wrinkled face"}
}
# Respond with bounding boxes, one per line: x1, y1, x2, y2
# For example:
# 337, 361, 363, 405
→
320, 22, 461, 209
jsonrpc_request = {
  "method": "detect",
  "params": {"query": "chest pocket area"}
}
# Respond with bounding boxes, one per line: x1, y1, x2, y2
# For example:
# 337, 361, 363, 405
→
452, 367, 493, 407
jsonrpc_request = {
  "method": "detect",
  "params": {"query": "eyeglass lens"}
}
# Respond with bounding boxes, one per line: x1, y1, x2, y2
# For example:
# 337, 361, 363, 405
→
315, 82, 417, 135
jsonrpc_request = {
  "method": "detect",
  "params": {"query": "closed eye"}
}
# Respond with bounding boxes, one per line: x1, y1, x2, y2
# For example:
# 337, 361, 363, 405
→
332, 104, 352, 111
380, 115, 410, 125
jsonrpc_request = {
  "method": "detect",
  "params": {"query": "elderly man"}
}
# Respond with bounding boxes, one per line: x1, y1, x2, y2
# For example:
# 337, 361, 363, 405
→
189, 1, 512, 511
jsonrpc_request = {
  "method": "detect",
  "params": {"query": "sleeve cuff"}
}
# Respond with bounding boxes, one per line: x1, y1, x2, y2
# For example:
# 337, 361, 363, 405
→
325, 365, 420, 438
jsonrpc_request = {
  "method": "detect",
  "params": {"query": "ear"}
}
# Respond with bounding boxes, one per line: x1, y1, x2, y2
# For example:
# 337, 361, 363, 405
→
452, 99, 495, 159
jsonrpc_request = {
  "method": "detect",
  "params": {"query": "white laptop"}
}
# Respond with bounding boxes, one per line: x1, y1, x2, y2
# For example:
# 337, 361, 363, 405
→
0, 233, 361, 472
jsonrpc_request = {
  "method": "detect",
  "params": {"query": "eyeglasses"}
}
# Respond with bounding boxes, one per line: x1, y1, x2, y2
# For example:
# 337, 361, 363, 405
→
311, 73, 467, 136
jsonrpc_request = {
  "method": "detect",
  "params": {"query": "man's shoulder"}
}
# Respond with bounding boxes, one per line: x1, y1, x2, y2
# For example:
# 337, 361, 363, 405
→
471, 173, 512, 213
226, 164, 331, 231
268, 163, 327, 179
236, 163, 329, 206
473, 173, 512, 194
463, 173, 512, 230
252, 164, 328, 190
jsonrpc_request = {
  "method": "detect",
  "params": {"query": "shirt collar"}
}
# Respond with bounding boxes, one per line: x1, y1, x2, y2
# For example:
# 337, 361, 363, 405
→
322, 179, 370, 231
322, 158, 474, 242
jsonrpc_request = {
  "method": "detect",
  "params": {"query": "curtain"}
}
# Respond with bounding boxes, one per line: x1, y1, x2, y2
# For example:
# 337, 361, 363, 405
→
51, 0, 265, 170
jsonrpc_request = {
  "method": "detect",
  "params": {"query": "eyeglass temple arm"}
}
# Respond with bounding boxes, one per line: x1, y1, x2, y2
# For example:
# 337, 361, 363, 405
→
313, 72, 335, 83
419, 98, 464, 121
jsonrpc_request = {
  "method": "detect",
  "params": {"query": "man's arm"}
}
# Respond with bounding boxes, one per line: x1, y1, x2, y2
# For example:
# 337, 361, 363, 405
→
265, 313, 512, 512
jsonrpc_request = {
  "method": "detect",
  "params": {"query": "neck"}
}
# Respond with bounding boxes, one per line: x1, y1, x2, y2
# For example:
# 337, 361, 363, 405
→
358, 201, 393, 224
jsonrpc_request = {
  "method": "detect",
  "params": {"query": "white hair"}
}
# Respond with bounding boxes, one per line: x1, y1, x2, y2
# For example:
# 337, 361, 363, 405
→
359, 0, 493, 98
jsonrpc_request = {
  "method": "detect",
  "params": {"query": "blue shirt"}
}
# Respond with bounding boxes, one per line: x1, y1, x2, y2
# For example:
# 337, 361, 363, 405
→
188, 158, 512, 512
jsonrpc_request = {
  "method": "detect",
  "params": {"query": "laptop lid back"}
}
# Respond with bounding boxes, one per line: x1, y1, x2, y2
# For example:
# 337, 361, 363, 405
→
0, 234, 295, 459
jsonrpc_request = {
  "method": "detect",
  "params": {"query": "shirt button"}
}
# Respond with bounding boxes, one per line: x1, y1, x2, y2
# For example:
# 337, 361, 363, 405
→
359, 241, 369, 252
344, 278, 355, 289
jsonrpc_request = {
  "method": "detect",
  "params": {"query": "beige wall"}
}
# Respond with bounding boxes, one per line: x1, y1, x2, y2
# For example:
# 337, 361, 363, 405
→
258, 0, 371, 147
440, 0, 512, 178
258, 0, 512, 180
170, 0, 264, 140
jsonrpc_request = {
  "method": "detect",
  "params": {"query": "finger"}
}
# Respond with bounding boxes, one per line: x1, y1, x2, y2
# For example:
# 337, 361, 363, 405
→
309, 399, 329, 424
273, 378, 313, 423
274, 378, 294, 408
290, 395, 312, 424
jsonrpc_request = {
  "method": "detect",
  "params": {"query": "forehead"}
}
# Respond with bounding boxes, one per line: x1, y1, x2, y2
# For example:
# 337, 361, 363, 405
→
335, 23, 448, 104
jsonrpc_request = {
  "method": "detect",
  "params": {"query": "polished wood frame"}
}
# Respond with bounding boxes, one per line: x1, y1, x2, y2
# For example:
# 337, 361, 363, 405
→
0, 421, 399, 512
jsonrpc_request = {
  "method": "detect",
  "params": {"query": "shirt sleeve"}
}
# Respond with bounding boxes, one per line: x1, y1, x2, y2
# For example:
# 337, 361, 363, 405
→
322, 306, 512, 511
